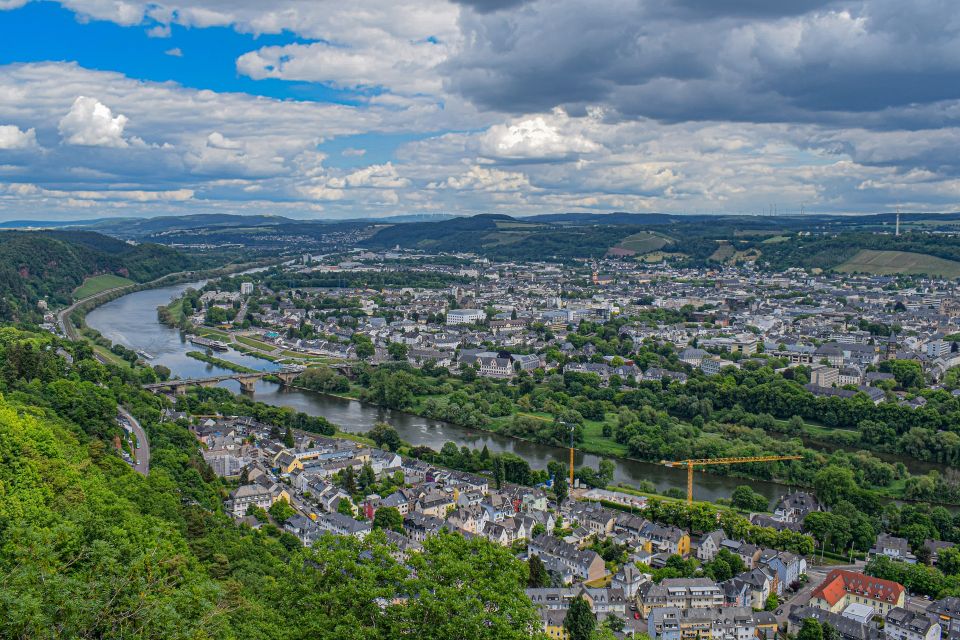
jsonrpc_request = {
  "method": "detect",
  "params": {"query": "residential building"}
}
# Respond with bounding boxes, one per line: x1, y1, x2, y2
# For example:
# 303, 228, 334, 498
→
809, 569, 905, 615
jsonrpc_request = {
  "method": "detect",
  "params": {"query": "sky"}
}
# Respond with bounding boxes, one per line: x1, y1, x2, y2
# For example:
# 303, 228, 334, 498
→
1, 0, 960, 220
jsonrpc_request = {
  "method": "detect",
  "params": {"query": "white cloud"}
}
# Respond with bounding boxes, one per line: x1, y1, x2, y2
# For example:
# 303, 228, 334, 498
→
342, 147, 366, 157
329, 162, 410, 189
480, 113, 601, 160
58, 96, 135, 148
432, 165, 533, 192
0, 125, 37, 149
164, 47, 183, 57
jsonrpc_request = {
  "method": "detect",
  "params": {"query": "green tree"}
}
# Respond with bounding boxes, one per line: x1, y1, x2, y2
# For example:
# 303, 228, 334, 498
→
564, 596, 596, 640
373, 506, 404, 532
731, 485, 769, 512
553, 473, 569, 508
764, 593, 778, 611
528, 554, 550, 588
813, 466, 858, 507
492, 456, 505, 490
337, 498, 355, 516
269, 498, 296, 524
798, 618, 824, 640
351, 333, 375, 360
369, 421, 402, 451
388, 342, 408, 361
358, 462, 377, 492
283, 425, 295, 448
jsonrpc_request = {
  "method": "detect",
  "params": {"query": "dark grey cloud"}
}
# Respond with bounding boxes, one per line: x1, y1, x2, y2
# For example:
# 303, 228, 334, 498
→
670, 0, 840, 18
450, 0, 532, 13
445, 0, 960, 129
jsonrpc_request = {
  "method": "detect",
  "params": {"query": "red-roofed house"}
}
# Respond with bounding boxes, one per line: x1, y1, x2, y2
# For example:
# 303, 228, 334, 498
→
809, 569, 905, 615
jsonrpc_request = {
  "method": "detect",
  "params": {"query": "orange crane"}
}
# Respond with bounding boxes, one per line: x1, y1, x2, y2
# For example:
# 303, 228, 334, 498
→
661, 455, 803, 505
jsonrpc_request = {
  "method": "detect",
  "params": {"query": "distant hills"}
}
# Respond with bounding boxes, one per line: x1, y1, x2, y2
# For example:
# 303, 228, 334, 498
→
0, 230, 199, 322
2, 210, 959, 282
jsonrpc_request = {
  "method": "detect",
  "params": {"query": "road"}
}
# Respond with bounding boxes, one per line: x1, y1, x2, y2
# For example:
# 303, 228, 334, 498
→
56, 283, 137, 340
119, 407, 150, 476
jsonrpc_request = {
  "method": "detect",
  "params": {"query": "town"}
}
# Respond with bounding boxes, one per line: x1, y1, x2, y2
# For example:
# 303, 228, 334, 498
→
140, 245, 960, 640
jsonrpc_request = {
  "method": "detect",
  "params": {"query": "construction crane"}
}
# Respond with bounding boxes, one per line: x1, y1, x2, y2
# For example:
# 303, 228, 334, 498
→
661, 455, 803, 505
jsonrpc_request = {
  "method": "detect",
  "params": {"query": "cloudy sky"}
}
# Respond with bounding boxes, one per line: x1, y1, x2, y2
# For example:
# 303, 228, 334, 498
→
1, 0, 959, 220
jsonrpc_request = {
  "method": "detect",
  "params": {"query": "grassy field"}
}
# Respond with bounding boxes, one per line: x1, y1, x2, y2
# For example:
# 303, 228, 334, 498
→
837, 249, 960, 278
761, 235, 791, 244
709, 241, 736, 262
614, 231, 672, 254
73, 274, 134, 299
236, 335, 278, 351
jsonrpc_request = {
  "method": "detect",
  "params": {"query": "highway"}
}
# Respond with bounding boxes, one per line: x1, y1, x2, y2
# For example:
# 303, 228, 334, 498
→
119, 407, 150, 476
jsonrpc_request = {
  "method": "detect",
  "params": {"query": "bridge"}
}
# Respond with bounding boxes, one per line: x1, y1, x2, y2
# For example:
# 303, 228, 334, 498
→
143, 366, 305, 395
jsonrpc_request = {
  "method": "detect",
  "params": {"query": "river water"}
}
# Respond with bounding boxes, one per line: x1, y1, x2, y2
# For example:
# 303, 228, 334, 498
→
88, 281, 797, 503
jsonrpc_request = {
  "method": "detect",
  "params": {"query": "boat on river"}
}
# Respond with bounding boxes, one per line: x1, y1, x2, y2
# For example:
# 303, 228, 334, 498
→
188, 335, 230, 351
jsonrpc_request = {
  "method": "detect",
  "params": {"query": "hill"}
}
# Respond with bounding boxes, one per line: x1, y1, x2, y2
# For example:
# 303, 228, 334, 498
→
0, 231, 198, 322
0, 327, 541, 639
360, 214, 639, 259
608, 230, 673, 256
837, 249, 960, 279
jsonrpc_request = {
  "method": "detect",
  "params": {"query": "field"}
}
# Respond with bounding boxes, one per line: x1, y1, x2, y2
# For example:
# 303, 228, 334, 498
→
837, 249, 960, 278
73, 274, 134, 299
709, 241, 736, 262
611, 231, 672, 255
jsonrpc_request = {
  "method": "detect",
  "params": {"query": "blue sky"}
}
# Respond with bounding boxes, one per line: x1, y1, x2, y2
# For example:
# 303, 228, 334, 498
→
0, 0, 959, 220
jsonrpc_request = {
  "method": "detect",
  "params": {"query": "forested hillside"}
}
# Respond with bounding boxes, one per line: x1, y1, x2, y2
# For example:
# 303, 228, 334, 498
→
0, 231, 197, 322
0, 327, 543, 639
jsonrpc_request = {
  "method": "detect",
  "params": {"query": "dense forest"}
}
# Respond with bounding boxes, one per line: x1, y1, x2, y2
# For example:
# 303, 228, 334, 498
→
0, 231, 198, 322
0, 326, 546, 639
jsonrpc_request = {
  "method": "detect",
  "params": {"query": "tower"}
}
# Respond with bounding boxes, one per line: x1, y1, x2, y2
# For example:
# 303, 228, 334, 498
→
895, 205, 901, 237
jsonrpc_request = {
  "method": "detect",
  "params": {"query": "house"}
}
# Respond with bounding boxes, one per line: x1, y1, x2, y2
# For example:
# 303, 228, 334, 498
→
773, 492, 820, 523
613, 563, 645, 599
478, 356, 513, 378
738, 567, 775, 608
415, 492, 456, 518
226, 483, 275, 518
639, 523, 691, 556
403, 512, 446, 542
809, 569, 906, 615
697, 530, 725, 562
566, 502, 617, 539
647, 606, 755, 640
637, 578, 723, 617
787, 605, 874, 640
871, 534, 917, 564
928, 597, 960, 640
528, 534, 607, 584
284, 514, 321, 546
885, 607, 941, 640
758, 550, 807, 590
315, 511, 371, 540
924, 539, 956, 566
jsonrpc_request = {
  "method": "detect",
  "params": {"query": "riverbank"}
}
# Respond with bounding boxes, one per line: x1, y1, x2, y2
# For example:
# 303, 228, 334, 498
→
186, 351, 256, 373
85, 280, 959, 507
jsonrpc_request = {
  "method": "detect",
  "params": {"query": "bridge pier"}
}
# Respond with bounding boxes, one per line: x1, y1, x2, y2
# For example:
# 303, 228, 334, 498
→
238, 377, 257, 393
275, 371, 300, 386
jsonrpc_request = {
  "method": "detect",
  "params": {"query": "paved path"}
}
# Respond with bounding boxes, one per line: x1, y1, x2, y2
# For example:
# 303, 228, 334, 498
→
119, 407, 150, 476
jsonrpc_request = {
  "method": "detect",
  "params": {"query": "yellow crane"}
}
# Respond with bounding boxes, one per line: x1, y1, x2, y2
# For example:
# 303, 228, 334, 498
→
661, 455, 803, 505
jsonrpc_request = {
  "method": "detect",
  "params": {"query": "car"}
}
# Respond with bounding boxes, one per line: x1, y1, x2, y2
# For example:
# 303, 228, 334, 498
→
633, 613, 640, 620
776, 608, 783, 615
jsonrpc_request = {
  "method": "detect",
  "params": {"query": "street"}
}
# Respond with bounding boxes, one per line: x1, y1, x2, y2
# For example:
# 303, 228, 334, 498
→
119, 407, 150, 476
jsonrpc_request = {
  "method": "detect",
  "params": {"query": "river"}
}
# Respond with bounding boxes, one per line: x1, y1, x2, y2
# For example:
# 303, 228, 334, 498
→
88, 281, 797, 503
